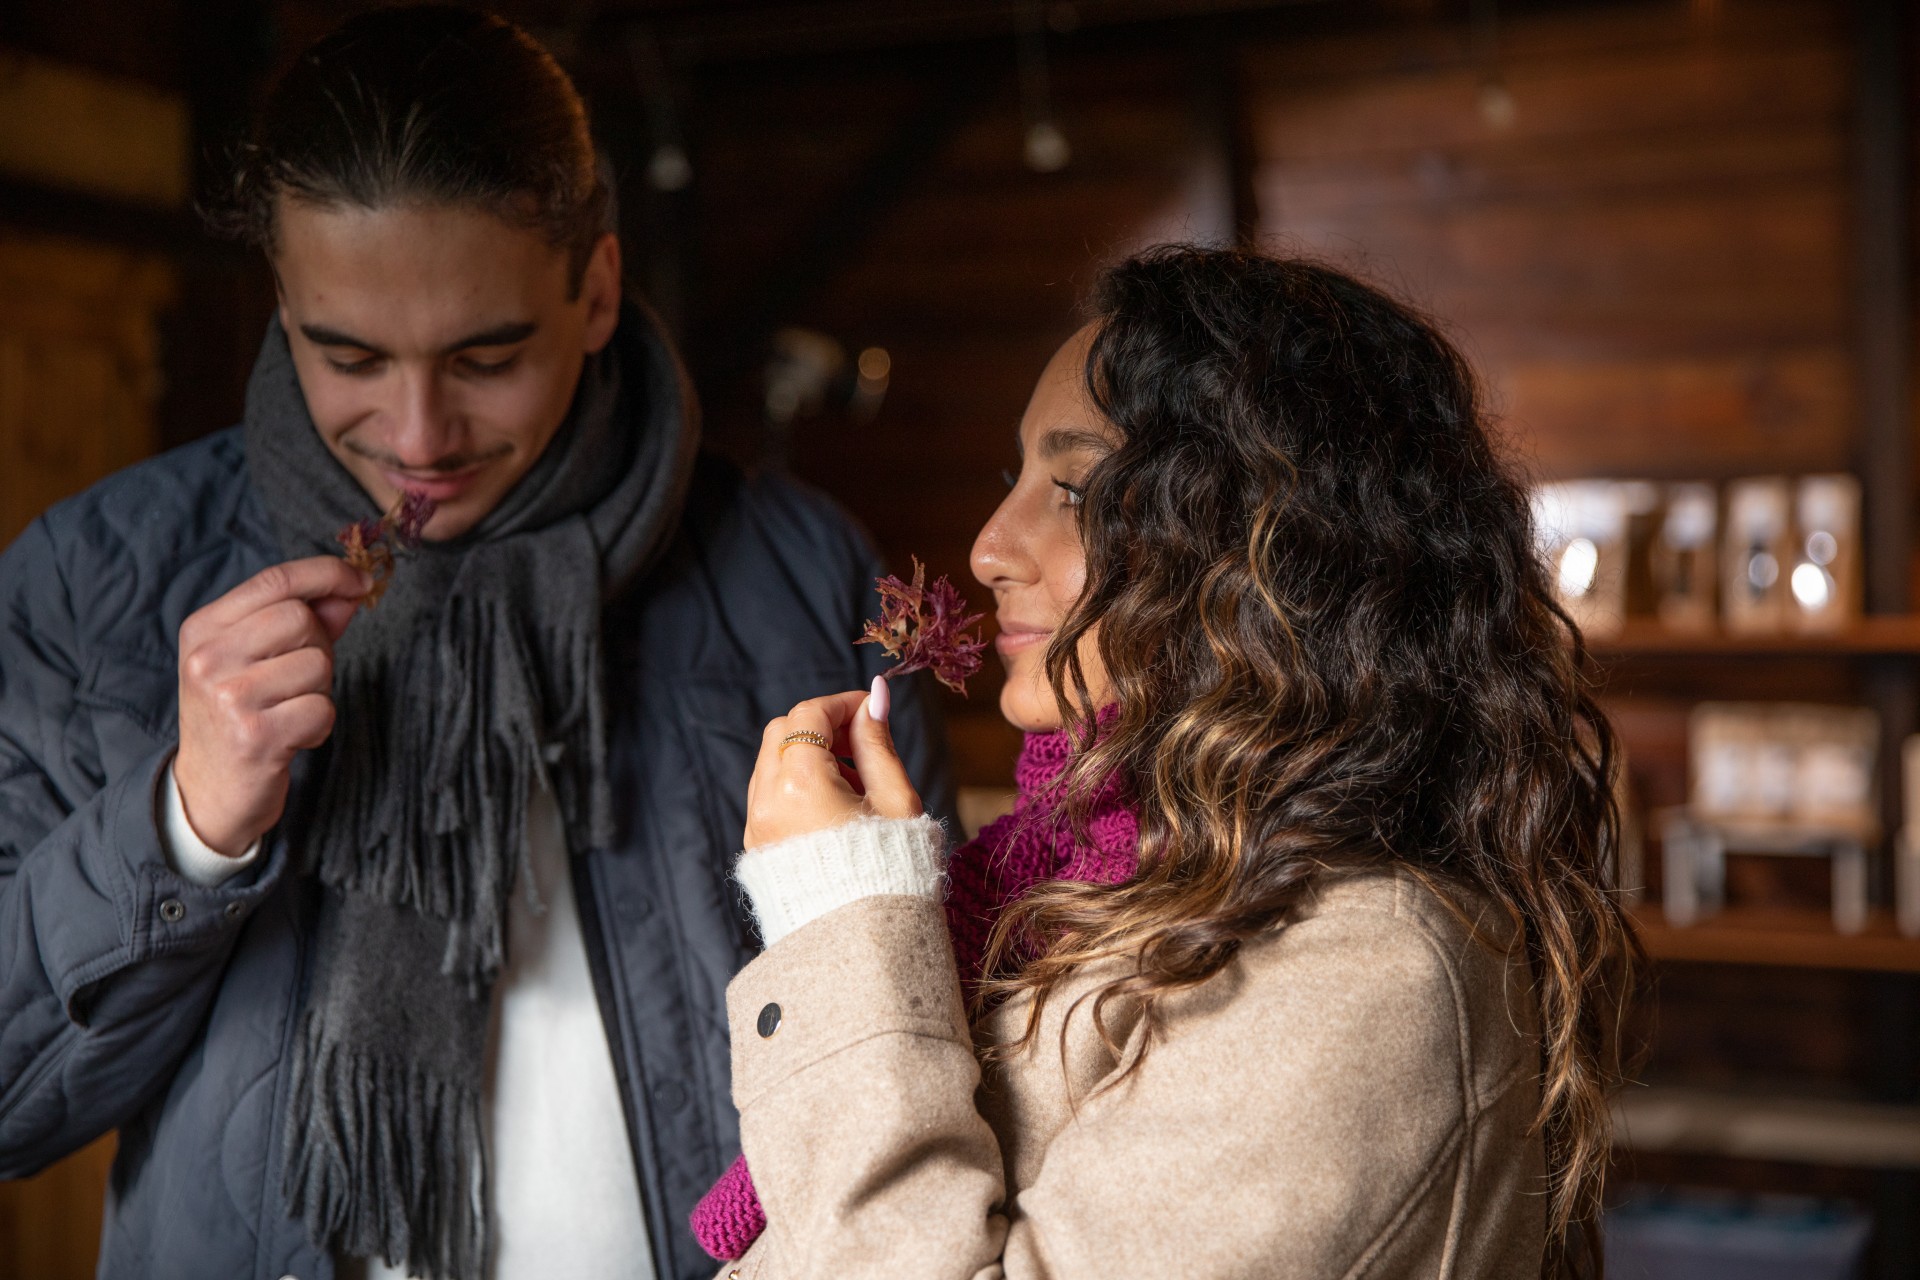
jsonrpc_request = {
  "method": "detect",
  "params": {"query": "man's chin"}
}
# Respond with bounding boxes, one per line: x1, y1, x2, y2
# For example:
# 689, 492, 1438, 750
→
418, 495, 491, 542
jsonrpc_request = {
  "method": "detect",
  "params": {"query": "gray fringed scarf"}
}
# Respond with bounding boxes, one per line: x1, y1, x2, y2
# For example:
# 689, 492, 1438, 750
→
243, 302, 697, 1280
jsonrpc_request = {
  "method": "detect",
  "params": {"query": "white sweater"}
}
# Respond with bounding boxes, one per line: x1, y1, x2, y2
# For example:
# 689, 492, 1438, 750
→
160, 766, 655, 1280
733, 813, 949, 945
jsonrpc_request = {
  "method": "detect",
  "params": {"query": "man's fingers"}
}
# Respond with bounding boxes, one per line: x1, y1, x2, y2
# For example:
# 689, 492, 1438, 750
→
312, 595, 361, 642
238, 648, 335, 711
262, 692, 338, 753
200, 556, 371, 628
231, 598, 336, 664
848, 678, 921, 819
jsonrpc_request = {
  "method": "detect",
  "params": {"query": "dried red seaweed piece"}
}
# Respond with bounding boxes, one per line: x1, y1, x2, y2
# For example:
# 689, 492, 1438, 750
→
858, 557, 987, 696
337, 490, 438, 608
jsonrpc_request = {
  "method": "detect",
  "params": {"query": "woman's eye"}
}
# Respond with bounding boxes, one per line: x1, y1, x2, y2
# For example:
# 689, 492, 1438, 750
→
326, 355, 381, 377
1052, 479, 1085, 507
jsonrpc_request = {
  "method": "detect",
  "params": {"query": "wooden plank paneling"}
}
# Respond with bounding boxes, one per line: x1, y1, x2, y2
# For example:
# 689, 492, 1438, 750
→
0, 236, 173, 1280
1248, 0, 1856, 483
0, 1137, 114, 1280
0, 232, 173, 546
0, 50, 189, 208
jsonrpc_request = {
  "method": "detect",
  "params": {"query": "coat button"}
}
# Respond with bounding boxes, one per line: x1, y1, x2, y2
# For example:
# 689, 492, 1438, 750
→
159, 898, 186, 923
225, 901, 247, 920
756, 1003, 781, 1038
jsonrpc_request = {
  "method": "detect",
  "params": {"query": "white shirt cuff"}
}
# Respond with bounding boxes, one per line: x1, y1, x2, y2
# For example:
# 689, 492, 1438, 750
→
159, 760, 262, 888
735, 814, 948, 947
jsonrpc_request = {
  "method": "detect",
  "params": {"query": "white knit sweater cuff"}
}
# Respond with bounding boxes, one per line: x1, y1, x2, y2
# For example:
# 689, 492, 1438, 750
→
735, 814, 948, 947
159, 760, 262, 888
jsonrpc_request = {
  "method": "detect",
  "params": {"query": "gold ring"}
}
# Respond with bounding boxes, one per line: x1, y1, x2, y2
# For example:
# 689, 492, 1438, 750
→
779, 729, 833, 755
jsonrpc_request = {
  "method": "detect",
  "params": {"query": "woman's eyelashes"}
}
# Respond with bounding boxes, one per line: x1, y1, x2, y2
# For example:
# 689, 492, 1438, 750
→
1002, 466, 1085, 507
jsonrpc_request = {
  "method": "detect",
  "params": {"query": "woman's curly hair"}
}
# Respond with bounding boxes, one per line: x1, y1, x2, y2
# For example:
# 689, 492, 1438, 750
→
981, 245, 1642, 1278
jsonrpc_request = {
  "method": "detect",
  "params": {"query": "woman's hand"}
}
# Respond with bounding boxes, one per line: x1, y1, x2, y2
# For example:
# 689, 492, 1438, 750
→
744, 677, 923, 848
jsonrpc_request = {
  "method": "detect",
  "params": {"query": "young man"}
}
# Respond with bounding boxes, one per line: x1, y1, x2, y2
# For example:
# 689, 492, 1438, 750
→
0, 9, 951, 1280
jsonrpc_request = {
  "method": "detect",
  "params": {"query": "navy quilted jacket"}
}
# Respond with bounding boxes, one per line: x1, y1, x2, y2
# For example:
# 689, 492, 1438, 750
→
0, 419, 954, 1279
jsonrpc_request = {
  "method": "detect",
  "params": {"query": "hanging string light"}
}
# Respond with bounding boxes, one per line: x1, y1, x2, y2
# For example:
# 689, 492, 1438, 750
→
629, 26, 692, 192
1019, 2, 1070, 173
1471, 0, 1516, 130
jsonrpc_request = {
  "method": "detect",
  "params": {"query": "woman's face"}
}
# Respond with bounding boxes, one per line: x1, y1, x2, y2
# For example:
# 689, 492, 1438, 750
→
971, 325, 1116, 732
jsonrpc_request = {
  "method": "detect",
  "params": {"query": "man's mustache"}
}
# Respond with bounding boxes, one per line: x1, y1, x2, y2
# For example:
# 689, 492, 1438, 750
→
343, 439, 513, 472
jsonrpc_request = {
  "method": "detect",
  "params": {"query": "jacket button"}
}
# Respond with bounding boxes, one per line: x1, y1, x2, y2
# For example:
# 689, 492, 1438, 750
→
159, 898, 186, 923
225, 901, 247, 920
757, 1003, 781, 1037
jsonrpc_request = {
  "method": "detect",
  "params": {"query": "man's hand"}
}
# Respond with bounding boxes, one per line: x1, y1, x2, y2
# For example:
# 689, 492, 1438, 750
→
173, 557, 370, 855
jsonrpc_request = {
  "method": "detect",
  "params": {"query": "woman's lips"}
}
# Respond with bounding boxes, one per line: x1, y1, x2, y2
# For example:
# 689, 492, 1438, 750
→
995, 627, 1051, 656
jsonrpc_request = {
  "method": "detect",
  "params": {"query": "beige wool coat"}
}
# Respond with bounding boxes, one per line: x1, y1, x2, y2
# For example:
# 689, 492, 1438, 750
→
715, 867, 1548, 1280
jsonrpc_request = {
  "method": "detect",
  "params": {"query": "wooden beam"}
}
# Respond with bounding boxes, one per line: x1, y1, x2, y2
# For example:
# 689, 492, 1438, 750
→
1615, 1084, 1920, 1168
1188, 18, 1262, 247
691, 67, 990, 379
617, 0, 1330, 64
1853, 0, 1911, 617
0, 50, 189, 209
0, 176, 216, 255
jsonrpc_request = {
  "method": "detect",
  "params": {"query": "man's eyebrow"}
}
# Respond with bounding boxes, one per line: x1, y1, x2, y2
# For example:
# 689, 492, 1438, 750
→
1037, 426, 1115, 461
300, 324, 379, 351
296, 321, 538, 356
439, 321, 537, 354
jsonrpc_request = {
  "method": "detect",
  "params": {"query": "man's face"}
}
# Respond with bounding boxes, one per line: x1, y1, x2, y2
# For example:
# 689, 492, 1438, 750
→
272, 199, 622, 539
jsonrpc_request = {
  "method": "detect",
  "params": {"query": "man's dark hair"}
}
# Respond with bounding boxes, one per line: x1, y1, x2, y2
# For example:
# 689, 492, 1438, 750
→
206, 5, 610, 291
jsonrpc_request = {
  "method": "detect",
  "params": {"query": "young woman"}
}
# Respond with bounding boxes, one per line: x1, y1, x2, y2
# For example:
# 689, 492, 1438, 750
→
695, 247, 1640, 1279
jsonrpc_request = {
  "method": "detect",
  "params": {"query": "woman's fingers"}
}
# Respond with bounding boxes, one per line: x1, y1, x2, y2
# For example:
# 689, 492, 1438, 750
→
848, 677, 923, 819
744, 692, 866, 848
742, 688, 921, 846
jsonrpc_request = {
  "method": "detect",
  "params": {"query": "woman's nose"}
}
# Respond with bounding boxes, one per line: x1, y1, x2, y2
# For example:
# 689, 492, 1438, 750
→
971, 491, 1033, 590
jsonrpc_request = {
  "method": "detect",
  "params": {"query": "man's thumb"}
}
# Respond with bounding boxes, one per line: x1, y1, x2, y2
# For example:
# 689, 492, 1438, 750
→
851, 676, 921, 819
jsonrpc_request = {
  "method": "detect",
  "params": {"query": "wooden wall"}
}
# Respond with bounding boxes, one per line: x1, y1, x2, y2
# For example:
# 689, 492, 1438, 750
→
1246, 1, 1855, 482
1241, 0, 1866, 889
0, 0, 1915, 1272
684, 35, 1213, 779
647, 0, 1888, 793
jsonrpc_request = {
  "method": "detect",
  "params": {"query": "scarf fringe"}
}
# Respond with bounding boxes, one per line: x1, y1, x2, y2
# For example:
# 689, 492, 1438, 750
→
309, 599, 613, 984
282, 1013, 489, 1280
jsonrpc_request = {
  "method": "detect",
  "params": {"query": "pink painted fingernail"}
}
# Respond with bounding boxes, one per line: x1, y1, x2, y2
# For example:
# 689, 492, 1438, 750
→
868, 674, 891, 723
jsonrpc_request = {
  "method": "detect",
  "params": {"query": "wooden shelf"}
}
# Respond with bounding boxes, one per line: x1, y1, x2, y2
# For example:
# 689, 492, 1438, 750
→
1633, 906, 1920, 973
1592, 617, 1920, 658
1614, 1085, 1920, 1168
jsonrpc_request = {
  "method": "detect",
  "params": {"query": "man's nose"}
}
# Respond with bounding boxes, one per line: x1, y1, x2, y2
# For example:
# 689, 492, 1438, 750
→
387, 368, 455, 466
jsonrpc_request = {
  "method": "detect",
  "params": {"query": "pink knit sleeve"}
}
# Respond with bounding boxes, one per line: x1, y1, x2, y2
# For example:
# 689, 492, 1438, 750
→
690, 1153, 765, 1261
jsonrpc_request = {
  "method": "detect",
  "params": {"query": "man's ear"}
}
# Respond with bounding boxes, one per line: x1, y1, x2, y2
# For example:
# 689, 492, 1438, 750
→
580, 233, 622, 355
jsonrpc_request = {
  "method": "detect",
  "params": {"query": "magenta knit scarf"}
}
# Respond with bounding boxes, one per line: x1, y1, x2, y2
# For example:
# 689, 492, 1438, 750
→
689, 727, 1140, 1261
